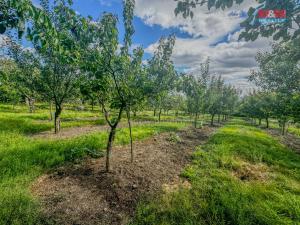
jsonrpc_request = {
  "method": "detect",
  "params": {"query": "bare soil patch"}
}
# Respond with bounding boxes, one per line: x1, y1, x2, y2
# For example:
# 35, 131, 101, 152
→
266, 129, 300, 154
31, 126, 216, 225
31, 121, 153, 140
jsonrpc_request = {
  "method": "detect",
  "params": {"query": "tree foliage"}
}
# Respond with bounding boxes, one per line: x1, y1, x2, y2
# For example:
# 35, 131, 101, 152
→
0, 0, 241, 172
242, 38, 300, 134
174, 0, 300, 41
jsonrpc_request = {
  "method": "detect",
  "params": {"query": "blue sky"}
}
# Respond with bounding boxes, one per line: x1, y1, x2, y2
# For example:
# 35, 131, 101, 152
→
32, 0, 192, 60
27, 0, 271, 90
70, 0, 195, 61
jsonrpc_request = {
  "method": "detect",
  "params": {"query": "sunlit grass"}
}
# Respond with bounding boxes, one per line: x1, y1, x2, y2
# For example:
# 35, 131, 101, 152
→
0, 114, 187, 225
288, 126, 300, 137
243, 117, 300, 138
131, 121, 300, 225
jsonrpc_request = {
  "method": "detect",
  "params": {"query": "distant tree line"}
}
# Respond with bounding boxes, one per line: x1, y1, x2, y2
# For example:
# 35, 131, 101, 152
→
240, 39, 300, 135
174, 0, 300, 135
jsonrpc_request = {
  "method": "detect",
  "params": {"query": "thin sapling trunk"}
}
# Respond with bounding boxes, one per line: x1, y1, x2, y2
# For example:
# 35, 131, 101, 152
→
194, 112, 198, 128
211, 114, 215, 126
126, 109, 134, 163
49, 101, 53, 121
158, 108, 162, 122
106, 125, 117, 172
102, 103, 124, 172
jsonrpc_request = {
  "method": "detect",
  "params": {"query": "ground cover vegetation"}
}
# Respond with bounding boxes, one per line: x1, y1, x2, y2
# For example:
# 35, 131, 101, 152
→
0, 0, 299, 224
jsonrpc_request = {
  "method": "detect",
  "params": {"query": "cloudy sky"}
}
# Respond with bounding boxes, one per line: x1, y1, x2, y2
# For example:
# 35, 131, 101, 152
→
28, 0, 273, 91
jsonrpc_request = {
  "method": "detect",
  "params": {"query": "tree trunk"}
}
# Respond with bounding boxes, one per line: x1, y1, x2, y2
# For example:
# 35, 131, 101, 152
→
218, 114, 220, 123
259, 118, 262, 126
126, 109, 134, 163
211, 114, 215, 126
54, 106, 62, 134
194, 112, 198, 128
158, 108, 162, 122
106, 126, 116, 172
49, 101, 53, 121
54, 114, 61, 134
103, 105, 124, 172
281, 121, 286, 135
27, 97, 35, 113
91, 99, 94, 111
153, 109, 156, 117
266, 117, 269, 128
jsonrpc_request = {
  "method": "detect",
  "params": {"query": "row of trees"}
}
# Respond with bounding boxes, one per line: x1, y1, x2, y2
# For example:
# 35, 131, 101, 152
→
174, 0, 299, 136
240, 38, 300, 135
0, 0, 239, 171
180, 60, 239, 127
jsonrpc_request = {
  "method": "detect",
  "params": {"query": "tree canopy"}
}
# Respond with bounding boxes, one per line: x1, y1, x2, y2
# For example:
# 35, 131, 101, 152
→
174, 0, 300, 41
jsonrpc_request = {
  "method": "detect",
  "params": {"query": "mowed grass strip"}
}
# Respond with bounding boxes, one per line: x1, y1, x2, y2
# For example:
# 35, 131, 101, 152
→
0, 111, 105, 135
0, 122, 187, 225
131, 120, 300, 225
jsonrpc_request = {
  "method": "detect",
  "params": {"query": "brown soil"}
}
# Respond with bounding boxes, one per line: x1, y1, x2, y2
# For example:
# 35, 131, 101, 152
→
31, 126, 216, 225
31, 121, 153, 140
266, 129, 300, 154
232, 161, 270, 182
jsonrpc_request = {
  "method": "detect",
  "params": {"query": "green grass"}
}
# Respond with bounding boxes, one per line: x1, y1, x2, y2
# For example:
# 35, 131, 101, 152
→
0, 104, 187, 225
251, 117, 300, 138
0, 104, 200, 135
288, 126, 300, 137
0, 103, 106, 135
131, 120, 300, 225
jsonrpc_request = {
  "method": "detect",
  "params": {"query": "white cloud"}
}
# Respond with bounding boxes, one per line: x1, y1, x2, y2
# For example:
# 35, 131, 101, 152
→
135, 0, 271, 90
98, 0, 121, 7
135, 0, 257, 40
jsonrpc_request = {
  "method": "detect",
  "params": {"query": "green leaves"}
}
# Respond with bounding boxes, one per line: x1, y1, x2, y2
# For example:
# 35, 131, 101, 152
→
174, 0, 300, 41
247, 38, 300, 123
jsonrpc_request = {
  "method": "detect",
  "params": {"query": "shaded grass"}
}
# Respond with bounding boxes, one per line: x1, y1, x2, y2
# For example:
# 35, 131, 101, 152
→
0, 121, 187, 225
0, 112, 105, 134
131, 121, 300, 225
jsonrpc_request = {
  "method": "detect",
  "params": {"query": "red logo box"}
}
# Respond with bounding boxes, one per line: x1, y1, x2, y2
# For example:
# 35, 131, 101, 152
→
258, 10, 286, 18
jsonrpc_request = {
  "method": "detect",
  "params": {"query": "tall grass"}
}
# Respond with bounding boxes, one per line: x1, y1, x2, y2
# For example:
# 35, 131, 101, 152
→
131, 120, 300, 225
0, 118, 186, 224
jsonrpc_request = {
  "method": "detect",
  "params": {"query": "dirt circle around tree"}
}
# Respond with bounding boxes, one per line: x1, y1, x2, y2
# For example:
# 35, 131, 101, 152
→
31, 126, 215, 225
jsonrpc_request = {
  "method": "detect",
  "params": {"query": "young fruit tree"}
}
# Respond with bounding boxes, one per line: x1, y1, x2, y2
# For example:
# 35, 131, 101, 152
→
6, 40, 41, 113
28, 0, 88, 133
83, 0, 146, 171
146, 35, 177, 122
180, 59, 210, 128
250, 39, 300, 134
